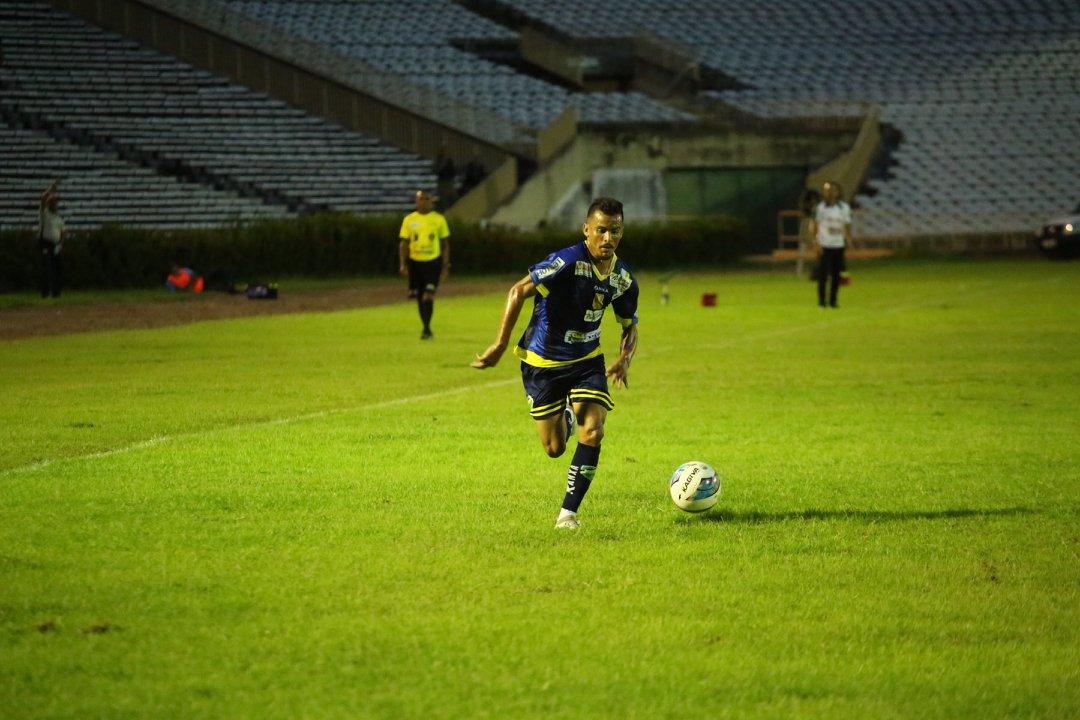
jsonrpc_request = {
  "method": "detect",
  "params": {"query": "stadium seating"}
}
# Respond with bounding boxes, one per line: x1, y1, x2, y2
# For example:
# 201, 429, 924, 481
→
0, 0, 437, 229
488, 0, 1080, 236
222, 0, 697, 130
4, 0, 1074, 238
0, 124, 289, 229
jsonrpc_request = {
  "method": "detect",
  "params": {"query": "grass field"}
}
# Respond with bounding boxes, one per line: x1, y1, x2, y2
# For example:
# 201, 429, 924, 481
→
2, 258, 1079, 719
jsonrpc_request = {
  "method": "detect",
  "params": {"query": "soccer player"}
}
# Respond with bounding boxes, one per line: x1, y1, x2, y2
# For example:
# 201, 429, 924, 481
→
399, 189, 451, 339
471, 197, 639, 529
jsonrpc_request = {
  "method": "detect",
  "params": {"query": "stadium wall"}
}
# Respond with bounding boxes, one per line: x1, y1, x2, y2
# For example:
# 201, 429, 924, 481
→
806, 106, 881, 202
446, 157, 519, 225
491, 123, 861, 232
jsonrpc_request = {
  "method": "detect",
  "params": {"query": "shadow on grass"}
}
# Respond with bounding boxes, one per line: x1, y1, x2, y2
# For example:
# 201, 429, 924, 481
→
698, 507, 1034, 524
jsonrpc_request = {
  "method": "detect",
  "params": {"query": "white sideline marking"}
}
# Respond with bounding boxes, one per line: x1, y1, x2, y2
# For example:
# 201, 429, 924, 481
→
1, 377, 518, 477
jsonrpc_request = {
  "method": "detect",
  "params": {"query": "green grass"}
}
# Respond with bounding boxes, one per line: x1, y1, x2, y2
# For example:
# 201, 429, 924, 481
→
2, 258, 1079, 719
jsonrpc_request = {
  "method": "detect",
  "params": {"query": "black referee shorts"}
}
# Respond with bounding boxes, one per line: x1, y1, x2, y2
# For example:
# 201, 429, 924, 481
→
407, 258, 442, 298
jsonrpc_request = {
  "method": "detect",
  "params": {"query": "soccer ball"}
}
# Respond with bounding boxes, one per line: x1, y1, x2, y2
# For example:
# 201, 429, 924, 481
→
669, 461, 721, 513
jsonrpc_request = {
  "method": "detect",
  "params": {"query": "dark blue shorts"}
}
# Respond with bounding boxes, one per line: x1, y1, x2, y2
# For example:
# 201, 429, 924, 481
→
521, 355, 613, 420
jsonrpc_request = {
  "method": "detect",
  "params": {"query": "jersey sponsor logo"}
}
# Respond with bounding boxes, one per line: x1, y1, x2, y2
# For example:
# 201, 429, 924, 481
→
575, 261, 592, 277
564, 328, 602, 344
584, 292, 606, 322
534, 257, 566, 280
609, 269, 633, 298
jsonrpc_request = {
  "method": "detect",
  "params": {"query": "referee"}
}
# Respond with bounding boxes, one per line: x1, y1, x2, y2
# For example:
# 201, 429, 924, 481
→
398, 190, 451, 339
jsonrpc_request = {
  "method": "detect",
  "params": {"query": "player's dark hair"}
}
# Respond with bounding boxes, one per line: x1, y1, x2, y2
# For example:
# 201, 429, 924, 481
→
587, 197, 623, 219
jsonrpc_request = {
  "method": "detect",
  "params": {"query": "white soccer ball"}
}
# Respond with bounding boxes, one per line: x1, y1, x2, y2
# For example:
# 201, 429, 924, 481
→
669, 461, 721, 513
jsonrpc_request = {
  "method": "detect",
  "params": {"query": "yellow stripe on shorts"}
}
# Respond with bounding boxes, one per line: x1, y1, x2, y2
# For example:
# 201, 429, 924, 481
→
569, 388, 614, 409
529, 398, 566, 418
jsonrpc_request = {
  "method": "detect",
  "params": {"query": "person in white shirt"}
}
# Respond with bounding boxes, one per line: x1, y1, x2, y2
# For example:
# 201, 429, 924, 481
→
808, 181, 852, 308
38, 179, 65, 298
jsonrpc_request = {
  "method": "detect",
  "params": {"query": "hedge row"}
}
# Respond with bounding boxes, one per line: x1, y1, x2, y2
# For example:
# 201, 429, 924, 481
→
0, 213, 747, 291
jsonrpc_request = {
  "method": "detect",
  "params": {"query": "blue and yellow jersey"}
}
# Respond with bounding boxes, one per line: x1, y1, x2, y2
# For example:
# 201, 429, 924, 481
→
514, 242, 639, 367
399, 211, 450, 262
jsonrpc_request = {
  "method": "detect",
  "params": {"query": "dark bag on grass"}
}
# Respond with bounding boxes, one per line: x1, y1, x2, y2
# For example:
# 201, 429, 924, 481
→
245, 283, 278, 300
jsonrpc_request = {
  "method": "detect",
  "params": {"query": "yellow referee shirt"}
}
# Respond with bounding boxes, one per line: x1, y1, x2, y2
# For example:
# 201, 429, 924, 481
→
399, 211, 450, 262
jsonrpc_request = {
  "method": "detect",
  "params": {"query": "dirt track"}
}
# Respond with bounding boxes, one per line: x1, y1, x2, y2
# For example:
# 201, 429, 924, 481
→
0, 279, 508, 341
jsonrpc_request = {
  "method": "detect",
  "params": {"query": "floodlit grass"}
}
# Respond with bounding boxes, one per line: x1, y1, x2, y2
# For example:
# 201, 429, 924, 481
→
2, 258, 1079, 719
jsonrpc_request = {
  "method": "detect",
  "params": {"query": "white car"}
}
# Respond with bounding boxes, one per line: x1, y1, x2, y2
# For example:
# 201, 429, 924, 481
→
1034, 204, 1080, 259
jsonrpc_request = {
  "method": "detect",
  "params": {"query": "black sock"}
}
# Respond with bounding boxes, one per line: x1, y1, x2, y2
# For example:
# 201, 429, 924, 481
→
419, 298, 434, 330
562, 443, 600, 513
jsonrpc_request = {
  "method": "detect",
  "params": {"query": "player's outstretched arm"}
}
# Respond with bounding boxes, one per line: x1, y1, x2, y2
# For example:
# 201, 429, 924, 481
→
606, 324, 638, 388
471, 275, 535, 369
